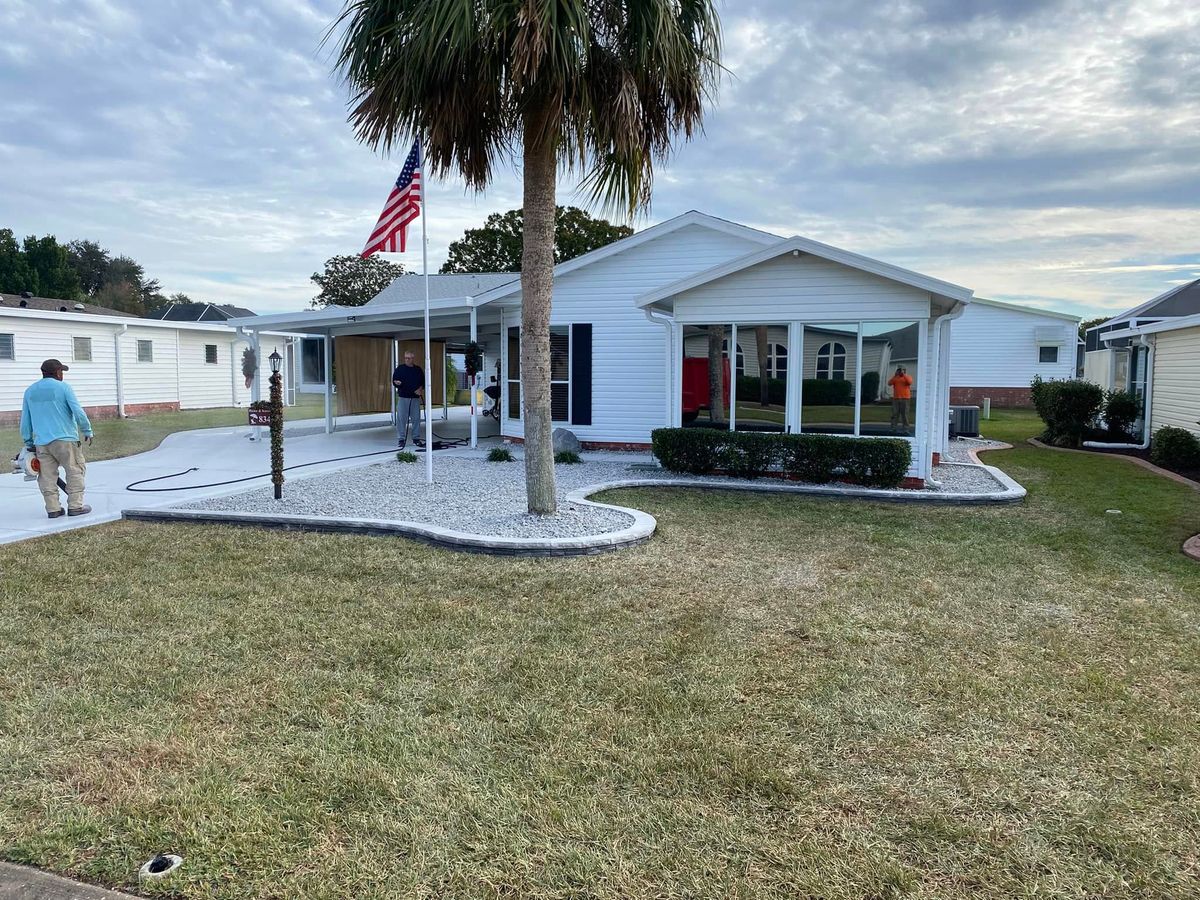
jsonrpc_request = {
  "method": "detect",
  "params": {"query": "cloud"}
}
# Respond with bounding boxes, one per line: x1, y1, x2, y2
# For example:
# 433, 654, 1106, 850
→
0, 0, 1197, 317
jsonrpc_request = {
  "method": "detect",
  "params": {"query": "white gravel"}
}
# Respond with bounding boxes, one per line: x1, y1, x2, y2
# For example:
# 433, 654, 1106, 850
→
941, 437, 1006, 464
176, 447, 1011, 538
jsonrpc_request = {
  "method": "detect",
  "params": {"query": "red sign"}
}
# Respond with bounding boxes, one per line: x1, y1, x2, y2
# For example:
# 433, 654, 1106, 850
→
248, 408, 272, 426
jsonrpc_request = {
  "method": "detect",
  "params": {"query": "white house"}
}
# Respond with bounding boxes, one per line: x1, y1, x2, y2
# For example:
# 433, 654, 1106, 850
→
947, 297, 1080, 407
0, 293, 292, 426
232, 211, 975, 484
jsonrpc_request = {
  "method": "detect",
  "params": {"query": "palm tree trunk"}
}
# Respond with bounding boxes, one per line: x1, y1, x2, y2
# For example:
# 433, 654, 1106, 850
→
707, 325, 725, 424
755, 325, 769, 407
520, 105, 558, 514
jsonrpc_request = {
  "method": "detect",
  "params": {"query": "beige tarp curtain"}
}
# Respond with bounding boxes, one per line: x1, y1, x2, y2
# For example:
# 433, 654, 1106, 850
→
334, 336, 444, 416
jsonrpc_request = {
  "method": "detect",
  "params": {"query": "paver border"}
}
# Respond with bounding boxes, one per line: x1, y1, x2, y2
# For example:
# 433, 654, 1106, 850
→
123, 461, 1025, 557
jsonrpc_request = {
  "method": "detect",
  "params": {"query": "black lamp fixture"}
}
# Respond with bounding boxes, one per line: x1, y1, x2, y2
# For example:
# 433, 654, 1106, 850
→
268, 348, 283, 373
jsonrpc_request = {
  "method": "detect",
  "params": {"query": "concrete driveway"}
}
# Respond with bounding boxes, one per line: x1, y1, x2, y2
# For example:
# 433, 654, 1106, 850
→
0, 421, 410, 546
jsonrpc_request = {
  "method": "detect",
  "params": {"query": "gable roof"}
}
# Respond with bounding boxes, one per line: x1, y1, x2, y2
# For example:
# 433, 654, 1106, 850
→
467, 210, 781, 306
151, 301, 257, 321
367, 272, 518, 306
634, 234, 973, 309
969, 296, 1080, 323
1093, 277, 1200, 331
0, 292, 132, 318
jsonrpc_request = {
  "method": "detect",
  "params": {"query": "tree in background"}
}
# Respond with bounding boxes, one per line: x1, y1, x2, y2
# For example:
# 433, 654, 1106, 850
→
94, 280, 145, 317
0, 229, 35, 295
311, 254, 405, 308
1079, 316, 1107, 341
441, 206, 633, 273
20, 235, 81, 301
65, 240, 111, 296
332, 0, 720, 514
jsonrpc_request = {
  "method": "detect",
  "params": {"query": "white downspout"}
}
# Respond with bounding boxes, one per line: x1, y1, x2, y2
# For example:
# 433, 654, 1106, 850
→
925, 302, 967, 487
112, 323, 128, 417
643, 306, 675, 429
1084, 334, 1154, 450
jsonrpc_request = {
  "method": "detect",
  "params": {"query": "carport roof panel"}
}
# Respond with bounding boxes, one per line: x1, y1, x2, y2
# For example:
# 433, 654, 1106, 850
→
226, 295, 479, 334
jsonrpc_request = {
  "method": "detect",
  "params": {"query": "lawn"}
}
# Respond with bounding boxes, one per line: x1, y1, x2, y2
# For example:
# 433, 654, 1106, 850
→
1, 410, 1199, 898
0, 395, 326, 463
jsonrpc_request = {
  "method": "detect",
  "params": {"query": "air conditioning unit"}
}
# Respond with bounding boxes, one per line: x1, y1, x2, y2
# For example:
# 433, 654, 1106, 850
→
949, 405, 980, 438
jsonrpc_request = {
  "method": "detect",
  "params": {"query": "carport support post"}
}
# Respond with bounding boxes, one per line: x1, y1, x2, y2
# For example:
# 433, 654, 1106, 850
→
323, 332, 333, 435
728, 323, 737, 431
469, 305, 478, 448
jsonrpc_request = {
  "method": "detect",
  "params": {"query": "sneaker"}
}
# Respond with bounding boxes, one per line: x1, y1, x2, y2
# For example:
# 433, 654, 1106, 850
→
397, 440, 407, 449
47, 509, 65, 519
67, 505, 92, 517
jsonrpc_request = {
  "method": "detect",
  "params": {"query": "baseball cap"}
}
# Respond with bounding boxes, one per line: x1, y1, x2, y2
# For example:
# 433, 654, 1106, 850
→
41, 358, 69, 376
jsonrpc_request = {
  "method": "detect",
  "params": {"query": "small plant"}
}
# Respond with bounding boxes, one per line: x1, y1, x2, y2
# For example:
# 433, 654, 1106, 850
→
1150, 427, 1200, 471
1030, 376, 1104, 447
554, 450, 582, 464
488, 446, 515, 462
396, 451, 418, 463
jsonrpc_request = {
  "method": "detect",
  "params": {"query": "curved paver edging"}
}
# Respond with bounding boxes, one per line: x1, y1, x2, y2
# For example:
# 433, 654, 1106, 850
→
1028, 439, 1200, 491
1183, 535, 1200, 563
123, 467, 1026, 557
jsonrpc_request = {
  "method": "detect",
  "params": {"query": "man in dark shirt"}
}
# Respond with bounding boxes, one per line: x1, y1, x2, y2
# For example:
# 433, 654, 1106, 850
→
392, 350, 424, 448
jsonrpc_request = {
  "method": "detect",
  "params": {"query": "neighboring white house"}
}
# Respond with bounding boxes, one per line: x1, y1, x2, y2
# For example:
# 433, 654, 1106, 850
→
947, 297, 1080, 407
232, 211, 975, 484
0, 293, 292, 426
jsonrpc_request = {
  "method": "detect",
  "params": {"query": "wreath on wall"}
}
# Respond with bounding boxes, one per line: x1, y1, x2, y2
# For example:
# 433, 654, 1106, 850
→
463, 341, 483, 378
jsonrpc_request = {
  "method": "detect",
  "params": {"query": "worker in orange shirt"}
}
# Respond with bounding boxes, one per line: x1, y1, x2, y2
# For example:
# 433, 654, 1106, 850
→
887, 366, 913, 432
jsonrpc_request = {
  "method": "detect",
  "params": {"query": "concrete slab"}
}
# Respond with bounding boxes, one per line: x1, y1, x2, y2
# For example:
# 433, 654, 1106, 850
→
0, 863, 136, 899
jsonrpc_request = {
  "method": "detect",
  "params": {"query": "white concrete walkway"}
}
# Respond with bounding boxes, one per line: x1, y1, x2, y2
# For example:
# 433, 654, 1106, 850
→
0, 409, 499, 546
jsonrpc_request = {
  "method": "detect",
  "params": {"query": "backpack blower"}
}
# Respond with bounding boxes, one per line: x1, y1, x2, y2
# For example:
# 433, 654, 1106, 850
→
11, 448, 68, 494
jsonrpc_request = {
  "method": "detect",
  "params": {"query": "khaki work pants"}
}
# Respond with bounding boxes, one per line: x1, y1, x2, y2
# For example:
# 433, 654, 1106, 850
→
36, 439, 87, 513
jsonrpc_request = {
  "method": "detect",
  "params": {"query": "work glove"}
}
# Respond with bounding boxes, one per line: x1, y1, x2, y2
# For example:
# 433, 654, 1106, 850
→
25, 443, 35, 453
83, 435, 93, 446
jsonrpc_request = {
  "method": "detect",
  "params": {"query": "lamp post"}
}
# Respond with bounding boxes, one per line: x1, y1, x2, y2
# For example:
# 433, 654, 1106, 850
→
268, 348, 284, 500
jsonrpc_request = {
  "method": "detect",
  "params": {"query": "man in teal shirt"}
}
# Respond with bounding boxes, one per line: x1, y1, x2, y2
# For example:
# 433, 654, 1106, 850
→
20, 358, 93, 518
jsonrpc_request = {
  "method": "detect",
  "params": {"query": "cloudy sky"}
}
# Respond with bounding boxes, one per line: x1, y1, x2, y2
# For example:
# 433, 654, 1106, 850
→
2, 0, 1198, 317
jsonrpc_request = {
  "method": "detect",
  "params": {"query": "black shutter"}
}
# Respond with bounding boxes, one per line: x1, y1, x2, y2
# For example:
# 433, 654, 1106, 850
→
570, 323, 592, 426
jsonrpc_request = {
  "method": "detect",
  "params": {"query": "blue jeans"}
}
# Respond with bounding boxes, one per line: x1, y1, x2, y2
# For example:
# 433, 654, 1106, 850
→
396, 397, 422, 444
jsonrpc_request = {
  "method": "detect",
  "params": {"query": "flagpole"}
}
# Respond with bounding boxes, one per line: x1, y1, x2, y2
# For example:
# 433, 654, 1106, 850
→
420, 136, 433, 485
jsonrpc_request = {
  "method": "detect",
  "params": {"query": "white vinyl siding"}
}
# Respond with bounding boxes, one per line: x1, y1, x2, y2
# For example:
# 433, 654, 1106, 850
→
500, 223, 768, 444
1149, 325, 1200, 438
72, 336, 93, 362
950, 302, 1077, 387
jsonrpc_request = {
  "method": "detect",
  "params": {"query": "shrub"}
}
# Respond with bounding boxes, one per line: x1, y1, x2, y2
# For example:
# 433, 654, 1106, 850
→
1150, 427, 1200, 471
860, 371, 880, 403
396, 451, 418, 463
487, 446, 515, 462
554, 450, 582, 464
650, 428, 912, 488
802, 378, 853, 406
1030, 376, 1104, 447
1102, 390, 1140, 438
736, 375, 786, 406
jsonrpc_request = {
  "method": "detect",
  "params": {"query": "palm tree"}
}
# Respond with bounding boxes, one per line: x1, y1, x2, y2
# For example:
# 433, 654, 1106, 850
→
330, 0, 722, 514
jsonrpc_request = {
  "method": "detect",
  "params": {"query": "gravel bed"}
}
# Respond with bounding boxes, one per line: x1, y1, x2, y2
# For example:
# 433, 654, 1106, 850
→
176, 450, 1010, 538
941, 437, 1006, 464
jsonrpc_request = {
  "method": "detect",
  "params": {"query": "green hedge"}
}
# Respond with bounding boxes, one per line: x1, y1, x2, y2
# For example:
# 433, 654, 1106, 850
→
736, 375, 786, 406
1150, 426, 1200, 471
861, 371, 880, 403
651, 428, 911, 488
731, 376, 856, 408
1031, 376, 1104, 447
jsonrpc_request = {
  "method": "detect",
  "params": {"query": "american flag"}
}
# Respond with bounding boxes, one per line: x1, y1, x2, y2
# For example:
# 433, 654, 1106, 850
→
361, 141, 422, 256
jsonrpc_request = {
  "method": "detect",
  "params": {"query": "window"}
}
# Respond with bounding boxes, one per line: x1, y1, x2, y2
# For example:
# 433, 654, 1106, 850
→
72, 337, 93, 362
768, 342, 787, 379
136, 339, 153, 363
204, 344, 218, 365
507, 326, 521, 419
0, 333, 12, 361
721, 339, 745, 376
301, 338, 326, 383
815, 341, 846, 380
550, 327, 570, 421
1039, 345, 1059, 364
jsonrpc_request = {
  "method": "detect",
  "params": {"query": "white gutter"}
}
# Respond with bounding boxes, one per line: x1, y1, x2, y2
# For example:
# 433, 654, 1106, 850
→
1084, 334, 1154, 450
112, 323, 128, 417
925, 301, 968, 487
643, 306, 676, 427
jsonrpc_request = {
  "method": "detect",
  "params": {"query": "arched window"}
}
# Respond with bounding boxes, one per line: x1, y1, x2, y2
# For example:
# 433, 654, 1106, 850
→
815, 342, 846, 380
768, 343, 787, 379
721, 339, 745, 376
